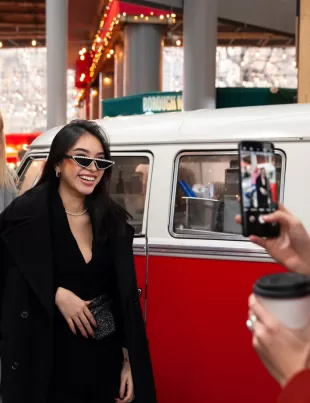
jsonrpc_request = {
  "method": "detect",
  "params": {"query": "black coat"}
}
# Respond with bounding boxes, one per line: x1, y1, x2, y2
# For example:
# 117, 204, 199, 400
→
0, 184, 156, 403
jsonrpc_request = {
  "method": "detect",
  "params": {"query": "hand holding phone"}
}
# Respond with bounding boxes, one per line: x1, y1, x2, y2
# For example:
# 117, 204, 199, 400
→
238, 141, 280, 238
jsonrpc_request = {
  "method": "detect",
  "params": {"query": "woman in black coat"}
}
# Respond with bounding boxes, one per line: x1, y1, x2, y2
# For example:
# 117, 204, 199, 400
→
0, 120, 156, 403
255, 167, 270, 209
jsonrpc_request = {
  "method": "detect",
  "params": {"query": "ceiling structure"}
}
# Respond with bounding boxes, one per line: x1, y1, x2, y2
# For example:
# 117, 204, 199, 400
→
0, 0, 295, 70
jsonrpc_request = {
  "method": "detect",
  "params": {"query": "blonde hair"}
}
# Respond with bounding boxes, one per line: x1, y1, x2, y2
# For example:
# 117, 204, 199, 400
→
0, 111, 16, 190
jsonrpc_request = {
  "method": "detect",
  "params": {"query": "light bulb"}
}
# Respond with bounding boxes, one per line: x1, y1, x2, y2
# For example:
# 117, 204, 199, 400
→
31, 39, 37, 46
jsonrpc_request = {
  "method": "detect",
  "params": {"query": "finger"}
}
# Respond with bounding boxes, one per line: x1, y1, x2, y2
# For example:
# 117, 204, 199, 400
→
84, 307, 97, 327
125, 379, 134, 403
119, 378, 127, 399
235, 215, 241, 224
262, 210, 296, 227
249, 297, 279, 331
73, 316, 88, 338
80, 312, 95, 337
249, 235, 267, 249
248, 294, 256, 308
84, 300, 92, 305
67, 318, 76, 335
122, 381, 133, 403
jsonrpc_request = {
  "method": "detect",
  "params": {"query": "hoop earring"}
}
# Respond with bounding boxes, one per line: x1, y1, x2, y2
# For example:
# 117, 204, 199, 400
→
56, 171, 60, 178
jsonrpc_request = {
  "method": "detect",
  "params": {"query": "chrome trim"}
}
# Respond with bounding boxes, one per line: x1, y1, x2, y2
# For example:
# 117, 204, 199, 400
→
169, 149, 286, 241
133, 242, 146, 256
147, 243, 274, 262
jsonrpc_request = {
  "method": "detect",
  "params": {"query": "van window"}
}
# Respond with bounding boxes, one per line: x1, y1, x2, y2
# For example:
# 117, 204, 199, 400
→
18, 158, 46, 195
171, 152, 283, 239
17, 154, 151, 236
111, 155, 150, 235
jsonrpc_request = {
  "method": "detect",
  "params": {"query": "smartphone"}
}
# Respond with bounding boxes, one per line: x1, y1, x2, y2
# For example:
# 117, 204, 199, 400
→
238, 141, 280, 238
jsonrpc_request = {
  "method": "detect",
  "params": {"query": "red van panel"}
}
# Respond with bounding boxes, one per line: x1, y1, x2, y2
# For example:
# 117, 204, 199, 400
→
146, 256, 284, 403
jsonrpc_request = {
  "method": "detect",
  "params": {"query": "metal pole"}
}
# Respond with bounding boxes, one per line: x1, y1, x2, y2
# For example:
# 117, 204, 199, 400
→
123, 24, 163, 96
114, 43, 124, 98
46, 0, 68, 129
297, 0, 310, 103
183, 0, 217, 111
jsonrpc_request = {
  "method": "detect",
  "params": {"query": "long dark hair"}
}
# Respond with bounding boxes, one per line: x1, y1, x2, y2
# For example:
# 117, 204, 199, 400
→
37, 119, 129, 238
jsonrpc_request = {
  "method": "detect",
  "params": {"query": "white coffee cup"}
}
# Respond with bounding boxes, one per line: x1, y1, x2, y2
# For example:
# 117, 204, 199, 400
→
253, 272, 310, 329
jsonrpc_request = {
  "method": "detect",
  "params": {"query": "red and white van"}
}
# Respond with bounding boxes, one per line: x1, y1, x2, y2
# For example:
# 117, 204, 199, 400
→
17, 104, 310, 403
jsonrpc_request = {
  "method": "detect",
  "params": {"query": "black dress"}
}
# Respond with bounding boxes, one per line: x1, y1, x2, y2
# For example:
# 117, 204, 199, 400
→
48, 191, 125, 403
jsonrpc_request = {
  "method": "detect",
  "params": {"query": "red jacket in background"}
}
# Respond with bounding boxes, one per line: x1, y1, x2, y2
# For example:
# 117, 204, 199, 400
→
278, 370, 310, 403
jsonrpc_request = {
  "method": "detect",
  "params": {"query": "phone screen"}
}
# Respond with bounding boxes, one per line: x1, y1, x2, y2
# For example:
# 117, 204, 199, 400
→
239, 141, 280, 237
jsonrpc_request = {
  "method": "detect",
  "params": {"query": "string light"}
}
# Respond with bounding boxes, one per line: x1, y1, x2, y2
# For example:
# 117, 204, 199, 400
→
104, 77, 111, 85
31, 40, 37, 47
0, 42, 2, 48
176, 39, 182, 46
75, 0, 178, 105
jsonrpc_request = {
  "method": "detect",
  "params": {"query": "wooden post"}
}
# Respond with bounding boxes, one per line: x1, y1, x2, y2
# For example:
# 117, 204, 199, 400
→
297, 0, 310, 103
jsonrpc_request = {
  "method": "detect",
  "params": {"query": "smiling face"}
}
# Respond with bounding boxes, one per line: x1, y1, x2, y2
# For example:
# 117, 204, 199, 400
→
57, 132, 105, 197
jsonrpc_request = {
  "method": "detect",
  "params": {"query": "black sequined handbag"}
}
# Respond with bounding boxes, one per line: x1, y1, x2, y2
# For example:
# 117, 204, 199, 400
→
88, 295, 116, 340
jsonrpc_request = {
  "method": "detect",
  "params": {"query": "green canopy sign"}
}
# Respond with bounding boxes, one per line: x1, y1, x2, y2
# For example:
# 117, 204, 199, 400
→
102, 88, 296, 118
142, 93, 183, 113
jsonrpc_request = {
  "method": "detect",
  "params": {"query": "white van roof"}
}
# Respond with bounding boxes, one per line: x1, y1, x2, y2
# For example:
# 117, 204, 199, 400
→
30, 104, 310, 149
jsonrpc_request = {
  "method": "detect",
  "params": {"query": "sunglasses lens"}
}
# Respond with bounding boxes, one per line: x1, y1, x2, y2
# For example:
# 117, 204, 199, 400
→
74, 157, 90, 168
96, 160, 114, 169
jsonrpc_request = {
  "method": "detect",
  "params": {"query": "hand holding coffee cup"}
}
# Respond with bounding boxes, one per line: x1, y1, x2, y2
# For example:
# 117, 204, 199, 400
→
247, 277, 310, 387
251, 273, 310, 329
235, 204, 310, 275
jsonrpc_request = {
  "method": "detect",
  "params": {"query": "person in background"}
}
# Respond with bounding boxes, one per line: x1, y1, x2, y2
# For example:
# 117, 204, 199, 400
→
256, 167, 270, 209
236, 206, 310, 402
0, 120, 156, 403
0, 112, 17, 212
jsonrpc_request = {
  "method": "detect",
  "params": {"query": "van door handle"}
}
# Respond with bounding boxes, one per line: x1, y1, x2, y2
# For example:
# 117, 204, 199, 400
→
137, 288, 142, 298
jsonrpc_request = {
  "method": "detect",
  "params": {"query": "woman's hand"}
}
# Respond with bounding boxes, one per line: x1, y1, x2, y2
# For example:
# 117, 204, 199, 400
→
248, 294, 310, 387
236, 204, 310, 275
55, 287, 96, 338
116, 351, 134, 402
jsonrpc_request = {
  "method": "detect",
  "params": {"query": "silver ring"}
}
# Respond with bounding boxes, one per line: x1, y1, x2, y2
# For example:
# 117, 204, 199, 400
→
246, 319, 253, 331
246, 314, 257, 332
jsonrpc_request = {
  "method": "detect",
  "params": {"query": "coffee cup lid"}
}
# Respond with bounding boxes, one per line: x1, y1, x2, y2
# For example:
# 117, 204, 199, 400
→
253, 273, 310, 299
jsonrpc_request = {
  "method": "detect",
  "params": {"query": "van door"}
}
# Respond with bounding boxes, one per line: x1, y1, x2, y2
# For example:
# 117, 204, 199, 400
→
146, 147, 285, 403
110, 152, 153, 316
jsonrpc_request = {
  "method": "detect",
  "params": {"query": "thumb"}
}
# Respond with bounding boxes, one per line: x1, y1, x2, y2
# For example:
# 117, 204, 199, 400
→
263, 210, 294, 227
84, 301, 92, 305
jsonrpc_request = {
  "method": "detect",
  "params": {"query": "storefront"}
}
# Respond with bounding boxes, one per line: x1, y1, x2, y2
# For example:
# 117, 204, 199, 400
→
101, 88, 296, 118
6, 132, 40, 169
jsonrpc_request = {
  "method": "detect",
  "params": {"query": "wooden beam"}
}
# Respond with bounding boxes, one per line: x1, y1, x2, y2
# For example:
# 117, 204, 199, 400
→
0, 1, 45, 8
217, 31, 290, 40
0, 22, 45, 28
297, 0, 310, 103
0, 33, 45, 39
